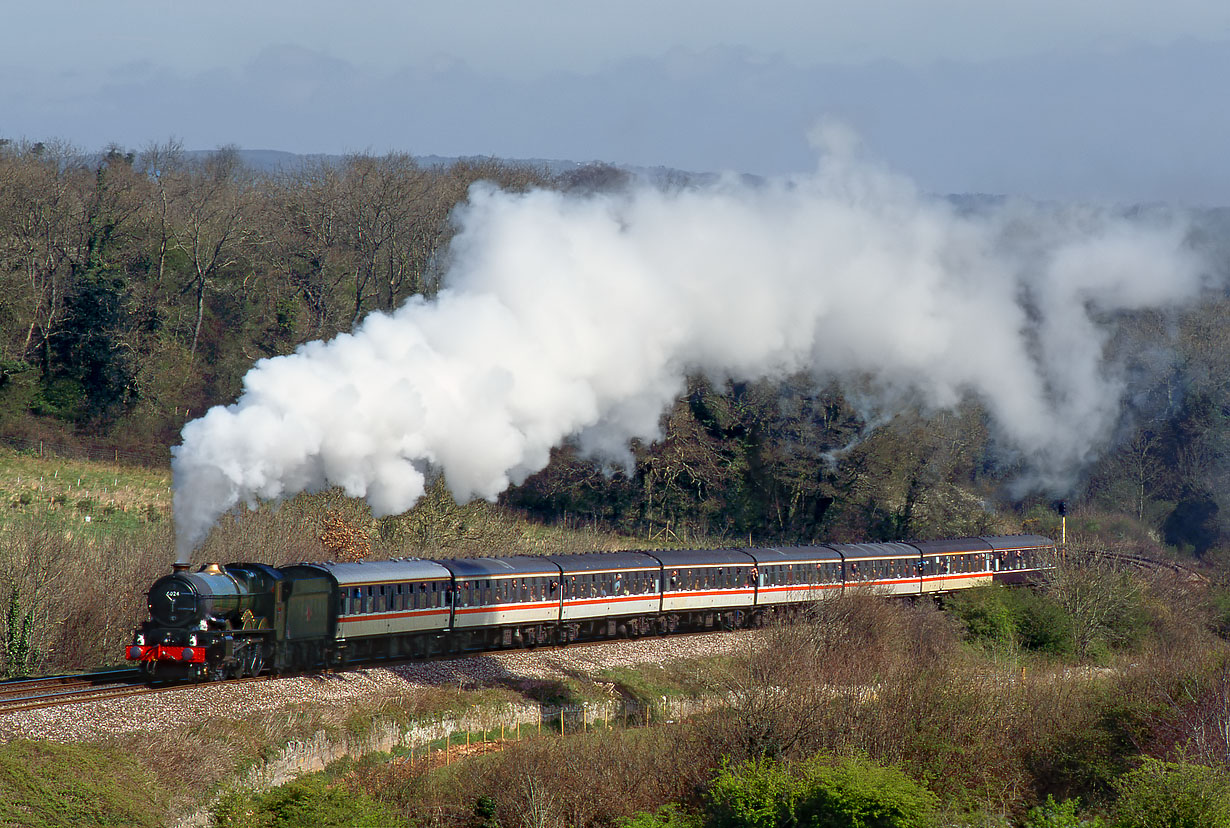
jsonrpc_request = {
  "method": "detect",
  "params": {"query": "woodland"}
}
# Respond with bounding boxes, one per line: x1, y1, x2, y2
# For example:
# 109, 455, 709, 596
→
1, 139, 1229, 558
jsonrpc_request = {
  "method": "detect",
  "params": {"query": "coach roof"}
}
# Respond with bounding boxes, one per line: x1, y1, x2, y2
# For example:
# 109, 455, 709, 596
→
439, 556, 562, 579
299, 558, 453, 586
911, 537, 994, 556
743, 545, 843, 564
982, 535, 1056, 551
646, 548, 757, 568
830, 542, 921, 560
546, 551, 663, 573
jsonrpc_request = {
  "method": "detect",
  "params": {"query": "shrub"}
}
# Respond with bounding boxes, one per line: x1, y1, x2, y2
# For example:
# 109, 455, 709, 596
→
944, 586, 1075, 656
620, 804, 703, 828
707, 758, 795, 828
705, 755, 938, 828
946, 587, 1017, 649
1024, 796, 1105, 828
212, 776, 405, 828
793, 755, 939, 828
1109, 759, 1230, 828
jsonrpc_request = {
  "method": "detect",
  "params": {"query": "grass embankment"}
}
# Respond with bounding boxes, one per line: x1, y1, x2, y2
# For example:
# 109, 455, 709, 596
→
0, 740, 167, 828
0, 446, 171, 541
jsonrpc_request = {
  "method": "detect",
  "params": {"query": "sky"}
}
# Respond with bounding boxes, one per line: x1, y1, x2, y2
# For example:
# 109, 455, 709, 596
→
3, 1, 1229, 204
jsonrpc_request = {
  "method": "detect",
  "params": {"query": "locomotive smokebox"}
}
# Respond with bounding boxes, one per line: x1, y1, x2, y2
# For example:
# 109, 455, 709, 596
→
172, 562, 190, 574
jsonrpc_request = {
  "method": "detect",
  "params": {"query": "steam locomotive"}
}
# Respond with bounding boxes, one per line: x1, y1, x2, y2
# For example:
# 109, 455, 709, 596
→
126, 535, 1055, 681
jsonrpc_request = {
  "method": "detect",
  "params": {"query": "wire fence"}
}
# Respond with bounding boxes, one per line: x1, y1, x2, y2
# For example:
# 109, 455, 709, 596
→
0, 434, 171, 469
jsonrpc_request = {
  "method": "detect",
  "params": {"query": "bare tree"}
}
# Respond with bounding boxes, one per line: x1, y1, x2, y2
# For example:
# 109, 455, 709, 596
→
162, 146, 258, 359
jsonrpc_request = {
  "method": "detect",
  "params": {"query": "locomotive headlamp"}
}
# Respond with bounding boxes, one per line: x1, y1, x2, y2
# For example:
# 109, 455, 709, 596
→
135, 634, 145, 645
188, 634, 198, 646
198, 620, 208, 630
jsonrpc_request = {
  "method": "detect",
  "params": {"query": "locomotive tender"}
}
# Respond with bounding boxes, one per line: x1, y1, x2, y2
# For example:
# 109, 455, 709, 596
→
126, 535, 1055, 681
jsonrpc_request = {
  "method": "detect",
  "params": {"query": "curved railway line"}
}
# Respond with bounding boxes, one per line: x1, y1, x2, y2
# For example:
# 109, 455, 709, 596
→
0, 548, 1210, 714
0, 633, 678, 715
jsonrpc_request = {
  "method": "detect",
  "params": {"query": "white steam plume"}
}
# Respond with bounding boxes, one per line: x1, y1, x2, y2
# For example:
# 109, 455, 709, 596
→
171, 139, 1209, 560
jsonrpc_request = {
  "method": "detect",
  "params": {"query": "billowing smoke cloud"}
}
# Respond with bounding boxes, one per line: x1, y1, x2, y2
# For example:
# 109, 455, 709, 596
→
171, 136, 1209, 560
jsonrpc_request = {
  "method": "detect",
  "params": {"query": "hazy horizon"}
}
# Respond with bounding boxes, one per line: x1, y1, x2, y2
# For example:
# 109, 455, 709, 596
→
4, 2, 1228, 205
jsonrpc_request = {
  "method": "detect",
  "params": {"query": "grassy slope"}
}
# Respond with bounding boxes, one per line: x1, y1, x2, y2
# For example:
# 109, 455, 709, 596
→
0, 446, 703, 565
0, 446, 171, 541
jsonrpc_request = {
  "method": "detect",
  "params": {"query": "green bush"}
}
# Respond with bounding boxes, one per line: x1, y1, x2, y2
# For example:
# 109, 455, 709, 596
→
212, 776, 405, 828
706, 755, 938, 828
947, 587, 1018, 649
1109, 759, 1230, 828
620, 803, 703, 828
1024, 796, 1105, 828
707, 757, 795, 828
945, 586, 1075, 656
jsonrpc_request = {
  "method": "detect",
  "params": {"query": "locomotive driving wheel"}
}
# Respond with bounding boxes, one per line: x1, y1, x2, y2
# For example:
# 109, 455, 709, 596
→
244, 646, 266, 678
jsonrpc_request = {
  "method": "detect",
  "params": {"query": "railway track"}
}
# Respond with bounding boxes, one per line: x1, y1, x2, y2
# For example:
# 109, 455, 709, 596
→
1073, 549, 1210, 583
0, 627, 726, 715
0, 669, 267, 714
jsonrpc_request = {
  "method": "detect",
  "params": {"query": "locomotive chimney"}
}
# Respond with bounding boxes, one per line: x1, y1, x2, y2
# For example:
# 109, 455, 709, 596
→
172, 562, 190, 574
